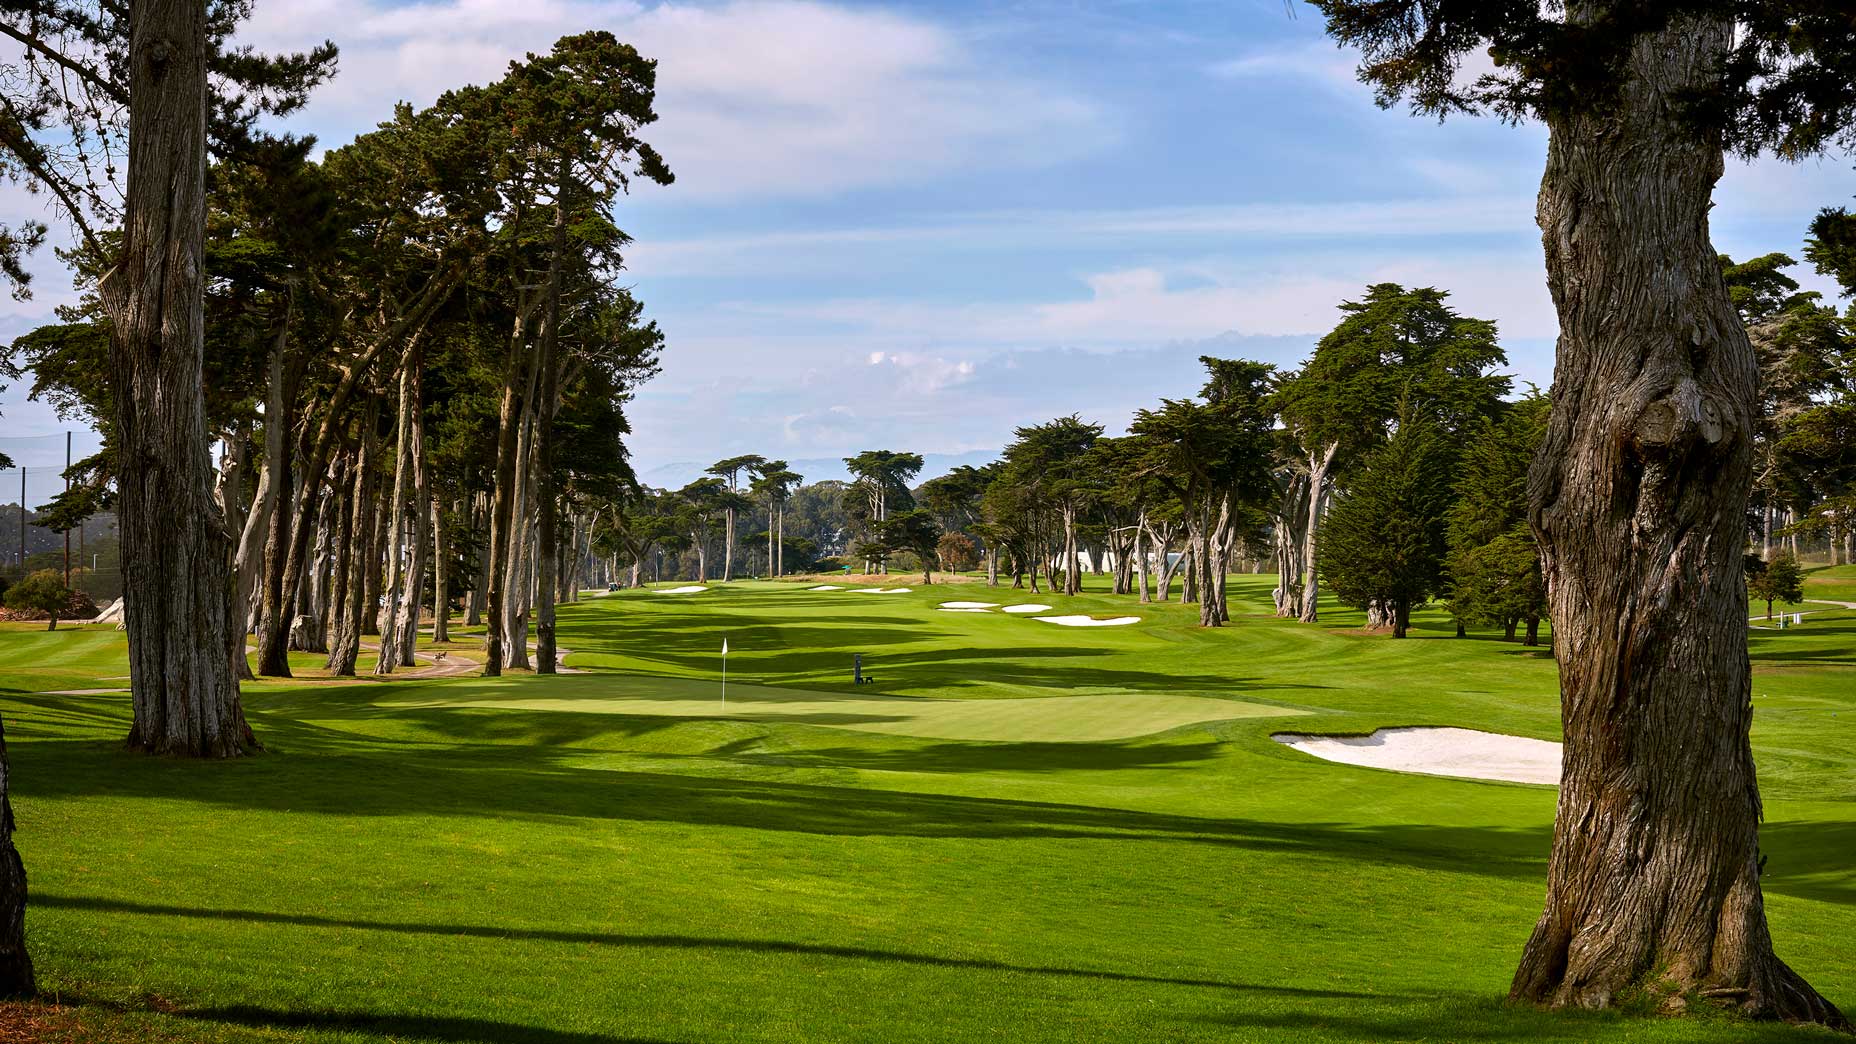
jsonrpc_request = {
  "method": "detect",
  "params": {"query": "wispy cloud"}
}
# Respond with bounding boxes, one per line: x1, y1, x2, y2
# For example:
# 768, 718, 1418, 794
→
245, 0, 1113, 199
625, 195, 1537, 276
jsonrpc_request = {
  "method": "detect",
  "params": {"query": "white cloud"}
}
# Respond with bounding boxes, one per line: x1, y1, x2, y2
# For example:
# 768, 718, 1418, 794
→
782, 404, 861, 445
710, 248, 1557, 349
1207, 41, 1364, 97
243, 0, 1110, 199
623, 195, 1538, 277
869, 352, 976, 394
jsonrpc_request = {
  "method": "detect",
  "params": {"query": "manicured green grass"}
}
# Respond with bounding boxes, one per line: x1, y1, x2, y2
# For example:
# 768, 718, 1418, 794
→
2, 574, 1852, 1042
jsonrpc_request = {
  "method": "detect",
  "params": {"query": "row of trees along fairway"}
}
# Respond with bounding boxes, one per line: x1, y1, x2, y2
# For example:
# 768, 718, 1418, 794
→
3, 26, 676, 700
0, 16, 679, 748
1, 12, 677, 993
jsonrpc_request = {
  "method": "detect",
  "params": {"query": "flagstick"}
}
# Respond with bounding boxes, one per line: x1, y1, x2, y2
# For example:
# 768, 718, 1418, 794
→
721, 637, 728, 712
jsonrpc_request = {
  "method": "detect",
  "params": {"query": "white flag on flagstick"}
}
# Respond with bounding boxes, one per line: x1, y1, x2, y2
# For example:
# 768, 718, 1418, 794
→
722, 638, 728, 655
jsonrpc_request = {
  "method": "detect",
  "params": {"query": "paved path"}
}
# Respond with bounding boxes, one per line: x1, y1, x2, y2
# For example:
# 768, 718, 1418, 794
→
1749, 598, 1856, 628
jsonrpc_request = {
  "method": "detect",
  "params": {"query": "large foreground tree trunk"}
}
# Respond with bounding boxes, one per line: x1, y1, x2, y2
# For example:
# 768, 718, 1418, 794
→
1514, 14, 1843, 1027
0, 715, 33, 997
107, 0, 252, 757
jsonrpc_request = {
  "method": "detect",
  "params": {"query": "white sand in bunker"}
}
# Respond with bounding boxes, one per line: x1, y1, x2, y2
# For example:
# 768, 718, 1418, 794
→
848, 587, 912, 594
807, 585, 844, 591
1273, 726, 1561, 785
938, 601, 998, 609
1001, 604, 1052, 613
938, 607, 992, 613
654, 585, 709, 594
1032, 615, 1141, 627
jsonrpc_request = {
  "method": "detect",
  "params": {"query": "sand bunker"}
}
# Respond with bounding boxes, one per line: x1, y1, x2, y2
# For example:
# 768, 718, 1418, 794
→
1273, 727, 1560, 785
1033, 615, 1141, 627
655, 585, 709, 594
939, 601, 998, 609
849, 587, 912, 594
938, 607, 993, 613
1001, 604, 1052, 614
808, 585, 844, 591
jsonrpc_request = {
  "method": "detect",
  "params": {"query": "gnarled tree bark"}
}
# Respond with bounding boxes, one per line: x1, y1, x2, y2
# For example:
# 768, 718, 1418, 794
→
106, 0, 252, 756
1514, 13, 1844, 1026
0, 714, 33, 997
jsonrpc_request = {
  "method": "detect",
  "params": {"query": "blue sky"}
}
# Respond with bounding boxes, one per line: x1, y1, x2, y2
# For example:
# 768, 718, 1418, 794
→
4, 0, 1852, 490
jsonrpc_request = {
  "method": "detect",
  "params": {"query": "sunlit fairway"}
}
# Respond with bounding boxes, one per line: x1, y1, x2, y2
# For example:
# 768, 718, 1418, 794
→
349, 677, 1307, 743
3, 572, 1854, 1042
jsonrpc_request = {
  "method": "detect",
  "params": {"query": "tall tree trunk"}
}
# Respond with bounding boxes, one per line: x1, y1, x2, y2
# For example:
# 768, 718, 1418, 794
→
1151, 522, 1182, 601
252, 436, 299, 677
1513, 14, 1843, 1026
233, 342, 287, 637
1062, 504, 1079, 596
327, 430, 374, 678
503, 407, 537, 671
1274, 471, 1308, 619
361, 483, 387, 637
374, 358, 417, 675
722, 502, 735, 582
517, 418, 537, 661
467, 493, 489, 627
106, 0, 251, 755
1134, 518, 1149, 603
1298, 444, 1336, 624
534, 238, 563, 675
216, 426, 255, 681
431, 494, 451, 644
0, 715, 32, 997
483, 310, 534, 676
292, 482, 333, 654
395, 396, 429, 668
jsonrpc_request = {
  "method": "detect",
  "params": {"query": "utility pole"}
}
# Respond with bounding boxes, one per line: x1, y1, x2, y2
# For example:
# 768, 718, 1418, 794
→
63, 431, 71, 586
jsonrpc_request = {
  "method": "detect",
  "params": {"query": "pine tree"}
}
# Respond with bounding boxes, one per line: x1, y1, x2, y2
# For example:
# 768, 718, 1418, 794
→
1447, 393, 1550, 643
1319, 416, 1453, 638
1748, 552, 1805, 621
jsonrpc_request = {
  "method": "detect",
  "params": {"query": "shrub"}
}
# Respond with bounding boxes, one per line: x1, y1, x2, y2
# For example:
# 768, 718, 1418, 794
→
936, 532, 979, 572
4, 569, 73, 630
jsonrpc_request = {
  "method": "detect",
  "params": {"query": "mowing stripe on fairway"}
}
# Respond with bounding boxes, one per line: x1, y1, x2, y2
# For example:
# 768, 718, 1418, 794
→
356, 675, 1311, 742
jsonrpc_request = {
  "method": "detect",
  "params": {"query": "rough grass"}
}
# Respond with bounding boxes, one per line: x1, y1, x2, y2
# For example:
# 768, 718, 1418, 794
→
1, 570, 1852, 1042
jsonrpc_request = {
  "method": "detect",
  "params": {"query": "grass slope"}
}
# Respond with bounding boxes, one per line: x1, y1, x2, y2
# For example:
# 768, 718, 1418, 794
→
2, 571, 1853, 1042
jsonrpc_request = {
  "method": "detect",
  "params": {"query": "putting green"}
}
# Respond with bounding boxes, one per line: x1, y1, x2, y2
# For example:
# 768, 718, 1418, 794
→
359, 674, 1310, 742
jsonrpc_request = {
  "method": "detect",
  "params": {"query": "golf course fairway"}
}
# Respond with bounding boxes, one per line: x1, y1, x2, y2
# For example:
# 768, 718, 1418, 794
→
2, 572, 1851, 1042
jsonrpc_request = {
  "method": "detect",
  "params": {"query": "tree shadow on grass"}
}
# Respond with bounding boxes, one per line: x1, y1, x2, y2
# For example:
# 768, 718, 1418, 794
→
1187, 1003, 1848, 1044
561, 611, 948, 658
34, 893, 1405, 1000
1761, 821, 1856, 907
182, 1006, 673, 1044
14, 727, 1551, 883
727, 738, 1231, 775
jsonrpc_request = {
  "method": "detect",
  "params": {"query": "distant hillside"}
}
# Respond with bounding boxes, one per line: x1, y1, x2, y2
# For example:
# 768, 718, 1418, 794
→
638, 449, 1001, 490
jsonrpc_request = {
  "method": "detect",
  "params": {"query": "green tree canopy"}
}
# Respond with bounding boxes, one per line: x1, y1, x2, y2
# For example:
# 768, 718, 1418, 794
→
1319, 415, 1455, 639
